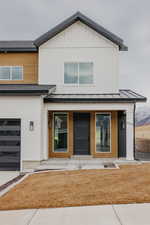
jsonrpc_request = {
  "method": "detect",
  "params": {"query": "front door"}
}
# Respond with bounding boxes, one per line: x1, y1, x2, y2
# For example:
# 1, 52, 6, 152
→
73, 113, 90, 155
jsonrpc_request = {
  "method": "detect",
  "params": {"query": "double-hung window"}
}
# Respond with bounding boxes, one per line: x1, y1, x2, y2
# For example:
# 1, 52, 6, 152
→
0, 66, 23, 80
64, 62, 93, 85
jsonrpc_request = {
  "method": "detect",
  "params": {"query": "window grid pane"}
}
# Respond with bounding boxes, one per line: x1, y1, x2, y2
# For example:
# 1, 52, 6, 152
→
12, 67, 23, 80
79, 63, 93, 84
64, 63, 78, 84
0, 67, 10, 80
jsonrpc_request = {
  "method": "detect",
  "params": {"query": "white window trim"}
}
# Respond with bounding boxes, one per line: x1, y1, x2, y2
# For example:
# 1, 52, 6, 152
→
52, 112, 69, 153
63, 62, 94, 86
95, 112, 112, 153
0, 66, 23, 81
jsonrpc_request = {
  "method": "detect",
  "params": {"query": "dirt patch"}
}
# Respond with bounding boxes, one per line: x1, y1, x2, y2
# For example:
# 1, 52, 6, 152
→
0, 164, 150, 210
135, 125, 150, 156
136, 138, 150, 153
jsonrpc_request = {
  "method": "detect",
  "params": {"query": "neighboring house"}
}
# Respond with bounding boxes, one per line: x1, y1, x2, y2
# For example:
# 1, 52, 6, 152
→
0, 12, 146, 171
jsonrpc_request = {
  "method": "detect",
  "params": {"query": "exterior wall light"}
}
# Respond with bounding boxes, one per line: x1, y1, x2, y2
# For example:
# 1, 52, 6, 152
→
29, 121, 34, 131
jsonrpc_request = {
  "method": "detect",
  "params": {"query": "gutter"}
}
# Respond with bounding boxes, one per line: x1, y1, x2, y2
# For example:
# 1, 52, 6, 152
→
0, 48, 38, 53
44, 98, 147, 103
133, 103, 136, 160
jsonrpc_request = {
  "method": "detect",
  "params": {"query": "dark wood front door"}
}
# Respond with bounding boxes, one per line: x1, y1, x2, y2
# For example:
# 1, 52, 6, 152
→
73, 113, 90, 155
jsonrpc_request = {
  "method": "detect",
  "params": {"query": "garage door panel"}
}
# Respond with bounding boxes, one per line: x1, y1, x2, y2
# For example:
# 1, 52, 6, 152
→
0, 126, 20, 131
0, 146, 20, 151
0, 136, 20, 141
0, 119, 20, 125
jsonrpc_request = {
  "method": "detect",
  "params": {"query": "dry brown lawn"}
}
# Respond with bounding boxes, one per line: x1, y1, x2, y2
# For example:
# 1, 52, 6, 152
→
1, 164, 150, 210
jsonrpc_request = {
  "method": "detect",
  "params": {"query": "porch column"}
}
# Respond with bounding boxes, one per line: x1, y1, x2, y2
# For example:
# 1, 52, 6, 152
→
42, 107, 49, 160
126, 106, 134, 160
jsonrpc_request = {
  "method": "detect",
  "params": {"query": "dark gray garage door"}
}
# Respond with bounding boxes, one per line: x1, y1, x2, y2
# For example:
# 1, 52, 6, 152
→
0, 119, 21, 171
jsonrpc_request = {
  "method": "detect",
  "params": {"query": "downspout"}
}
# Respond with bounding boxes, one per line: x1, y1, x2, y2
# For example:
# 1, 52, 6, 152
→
133, 103, 136, 160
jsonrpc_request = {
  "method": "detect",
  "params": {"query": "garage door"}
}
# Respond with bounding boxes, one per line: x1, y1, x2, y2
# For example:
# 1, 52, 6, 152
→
0, 119, 21, 171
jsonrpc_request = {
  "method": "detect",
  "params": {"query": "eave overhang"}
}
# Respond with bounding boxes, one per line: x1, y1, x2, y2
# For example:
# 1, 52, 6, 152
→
44, 90, 147, 103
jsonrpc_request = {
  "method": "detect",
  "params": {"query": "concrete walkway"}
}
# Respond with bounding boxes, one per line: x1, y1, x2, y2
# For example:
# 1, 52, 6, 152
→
0, 203, 150, 225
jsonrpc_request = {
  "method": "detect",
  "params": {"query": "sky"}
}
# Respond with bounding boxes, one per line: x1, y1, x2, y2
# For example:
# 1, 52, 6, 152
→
0, 0, 149, 105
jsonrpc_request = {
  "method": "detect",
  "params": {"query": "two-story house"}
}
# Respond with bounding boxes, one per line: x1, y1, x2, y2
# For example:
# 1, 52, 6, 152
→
0, 12, 146, 171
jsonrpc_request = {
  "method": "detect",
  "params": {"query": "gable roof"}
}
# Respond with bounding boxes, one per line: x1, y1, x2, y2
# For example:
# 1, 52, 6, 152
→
0, 12, 127, 52
34, 12, 127, 51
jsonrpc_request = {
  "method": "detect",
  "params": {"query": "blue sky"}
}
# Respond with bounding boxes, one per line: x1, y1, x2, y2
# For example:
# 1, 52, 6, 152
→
0, 0, 149, 105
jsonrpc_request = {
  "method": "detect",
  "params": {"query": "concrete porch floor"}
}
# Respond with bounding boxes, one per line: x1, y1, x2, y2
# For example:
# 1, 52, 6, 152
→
35, 157, 138, 171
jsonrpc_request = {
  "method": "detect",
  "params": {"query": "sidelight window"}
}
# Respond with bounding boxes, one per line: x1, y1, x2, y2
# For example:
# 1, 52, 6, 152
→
53, 113, 68, 152
96, 113, 111, 153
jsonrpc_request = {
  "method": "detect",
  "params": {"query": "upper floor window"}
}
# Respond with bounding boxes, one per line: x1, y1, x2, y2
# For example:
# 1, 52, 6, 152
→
64, 62, 93, 84
0, 66, 23, 80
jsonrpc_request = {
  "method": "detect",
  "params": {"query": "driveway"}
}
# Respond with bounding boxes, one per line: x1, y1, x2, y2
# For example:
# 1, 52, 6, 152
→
0, 171, 19, 186
0, 203, 150, 225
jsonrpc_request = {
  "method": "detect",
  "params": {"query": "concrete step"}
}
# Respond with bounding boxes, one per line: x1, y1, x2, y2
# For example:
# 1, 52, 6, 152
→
35, 159, 119, 171
41, 158, 117, 165
36, 164, 105, 171
71, 155, 93, 160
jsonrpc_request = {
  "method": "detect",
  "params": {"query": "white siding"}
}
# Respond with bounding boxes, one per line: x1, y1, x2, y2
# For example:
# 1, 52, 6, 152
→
39, 21, 119, 94
0, 96, 43, 163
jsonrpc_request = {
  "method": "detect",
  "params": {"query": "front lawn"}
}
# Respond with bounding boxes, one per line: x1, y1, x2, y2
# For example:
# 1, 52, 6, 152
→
0, 164, 150, 210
